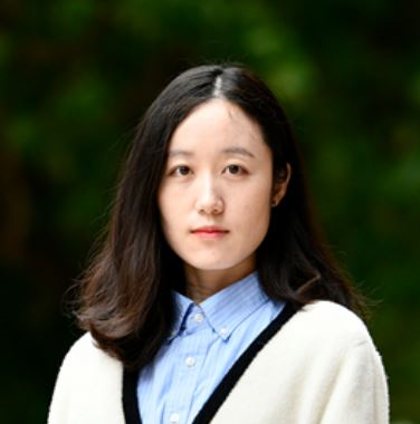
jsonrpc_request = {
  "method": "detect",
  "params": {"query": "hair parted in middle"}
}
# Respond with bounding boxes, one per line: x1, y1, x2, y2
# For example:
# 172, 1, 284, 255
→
76, 64, 362, 369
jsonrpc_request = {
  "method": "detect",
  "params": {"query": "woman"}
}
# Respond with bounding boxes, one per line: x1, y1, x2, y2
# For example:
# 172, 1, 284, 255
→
48, 65, 389, 424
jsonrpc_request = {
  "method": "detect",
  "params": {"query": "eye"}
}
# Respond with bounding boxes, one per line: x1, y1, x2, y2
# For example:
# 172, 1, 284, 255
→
225, 164, 245, 175
170, 165, 191, 176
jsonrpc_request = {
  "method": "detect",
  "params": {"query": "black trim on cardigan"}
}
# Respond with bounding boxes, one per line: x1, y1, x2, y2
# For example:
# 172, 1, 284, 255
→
192, 301, 298, 423
123, 367, 142, 424
123, 301, 299, 424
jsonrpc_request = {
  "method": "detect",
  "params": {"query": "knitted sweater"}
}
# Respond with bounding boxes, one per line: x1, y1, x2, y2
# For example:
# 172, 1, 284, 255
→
48, 301, 389, 424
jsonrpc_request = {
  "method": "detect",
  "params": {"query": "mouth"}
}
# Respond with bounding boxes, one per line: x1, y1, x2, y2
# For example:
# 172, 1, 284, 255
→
191, 226, 229, 239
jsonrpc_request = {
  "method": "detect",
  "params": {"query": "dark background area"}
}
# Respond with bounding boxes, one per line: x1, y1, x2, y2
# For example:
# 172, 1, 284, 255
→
1, 1, 419, 423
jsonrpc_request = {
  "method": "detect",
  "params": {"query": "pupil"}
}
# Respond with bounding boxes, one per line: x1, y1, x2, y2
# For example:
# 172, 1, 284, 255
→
229, 165, 239, 174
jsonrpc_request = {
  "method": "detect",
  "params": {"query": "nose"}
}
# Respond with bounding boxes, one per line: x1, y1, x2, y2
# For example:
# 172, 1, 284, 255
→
195, 175, 224, 215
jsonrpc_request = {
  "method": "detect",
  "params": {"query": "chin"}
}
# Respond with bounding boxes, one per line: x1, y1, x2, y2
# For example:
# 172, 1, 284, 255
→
185, 257, 248, 273
188, 262, 234, 272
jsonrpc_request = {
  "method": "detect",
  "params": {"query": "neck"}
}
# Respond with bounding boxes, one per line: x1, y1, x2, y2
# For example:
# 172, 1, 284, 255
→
184, 261, 256, 303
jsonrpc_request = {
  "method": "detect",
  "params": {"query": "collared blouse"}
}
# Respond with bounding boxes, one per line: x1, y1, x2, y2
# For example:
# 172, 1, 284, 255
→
137, 271, 285, 424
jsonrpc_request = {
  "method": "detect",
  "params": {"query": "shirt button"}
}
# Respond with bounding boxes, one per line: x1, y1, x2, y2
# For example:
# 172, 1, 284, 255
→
194, 313, 204, 323
220, 327, 228, 336
169, 412, 180, 423
185, 356, 196, 367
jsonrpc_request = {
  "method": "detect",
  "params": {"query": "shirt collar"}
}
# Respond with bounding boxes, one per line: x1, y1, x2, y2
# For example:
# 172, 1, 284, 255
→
169, 271, 270, 341
168, 292, 194, 341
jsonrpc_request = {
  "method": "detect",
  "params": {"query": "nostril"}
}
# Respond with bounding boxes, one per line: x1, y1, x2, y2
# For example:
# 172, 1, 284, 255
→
196, 195, 224, 215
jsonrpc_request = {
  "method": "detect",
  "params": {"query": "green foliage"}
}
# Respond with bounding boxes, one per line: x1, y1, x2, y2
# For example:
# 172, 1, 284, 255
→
1, 0, 419, 421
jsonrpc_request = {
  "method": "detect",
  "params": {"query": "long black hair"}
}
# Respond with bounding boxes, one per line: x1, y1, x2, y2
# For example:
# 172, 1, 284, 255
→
76, 65, 363, 369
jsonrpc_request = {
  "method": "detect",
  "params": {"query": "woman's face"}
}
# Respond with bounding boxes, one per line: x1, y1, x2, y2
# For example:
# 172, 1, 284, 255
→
158, 99, 288, 284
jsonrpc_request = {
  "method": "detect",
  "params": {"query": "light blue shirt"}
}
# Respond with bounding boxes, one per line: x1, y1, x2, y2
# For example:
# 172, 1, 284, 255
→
137, 271, 285, 424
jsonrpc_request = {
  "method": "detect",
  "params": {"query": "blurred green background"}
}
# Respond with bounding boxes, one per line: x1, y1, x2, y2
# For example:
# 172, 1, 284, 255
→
1, 0, 419, 423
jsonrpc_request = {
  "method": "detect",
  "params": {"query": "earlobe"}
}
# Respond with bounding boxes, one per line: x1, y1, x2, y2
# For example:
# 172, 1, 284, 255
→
271, 163, 291, 207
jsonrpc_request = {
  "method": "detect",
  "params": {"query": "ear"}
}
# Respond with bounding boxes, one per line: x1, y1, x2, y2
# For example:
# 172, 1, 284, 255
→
271, 163, 291, 207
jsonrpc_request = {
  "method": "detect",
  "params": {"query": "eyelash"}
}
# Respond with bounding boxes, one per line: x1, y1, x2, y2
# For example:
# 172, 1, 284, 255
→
170, 165, 191, 177
168, 164, 247, 177
223, 164, 246, 175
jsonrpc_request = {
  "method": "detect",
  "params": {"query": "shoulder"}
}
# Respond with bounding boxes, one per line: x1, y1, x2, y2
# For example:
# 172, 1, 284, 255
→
289, 300, 372, 346
266, 300, 381, 365
53, 332, 123, 388
61, 332, 97, 363
260, 300, 387, 387
48, 333, 125, 424
55, 332, 123, 392
300, 299, 364, 324
61, 332, 120, 370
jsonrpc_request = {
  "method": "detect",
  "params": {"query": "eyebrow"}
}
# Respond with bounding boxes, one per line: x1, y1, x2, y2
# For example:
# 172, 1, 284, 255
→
167, 149, 193, 158
221, 146, 255, 158
167, 146, 255, 158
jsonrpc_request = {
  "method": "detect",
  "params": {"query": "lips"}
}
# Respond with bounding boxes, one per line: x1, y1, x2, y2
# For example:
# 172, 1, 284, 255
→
191, 226, 229, 238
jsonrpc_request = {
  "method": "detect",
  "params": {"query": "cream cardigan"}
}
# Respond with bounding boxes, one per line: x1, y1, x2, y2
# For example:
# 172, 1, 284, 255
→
48, 301, 389, 424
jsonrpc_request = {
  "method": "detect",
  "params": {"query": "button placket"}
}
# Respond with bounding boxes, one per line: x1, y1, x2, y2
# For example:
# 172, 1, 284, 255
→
165, 308, 207, 423
185, 356, 196, 367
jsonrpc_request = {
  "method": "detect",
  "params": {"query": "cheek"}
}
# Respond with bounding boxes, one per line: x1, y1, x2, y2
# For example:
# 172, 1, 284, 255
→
241, 182, 271, 215
234, 188, 272, 233
157, 188, 173, 236
158, 187, 186, 241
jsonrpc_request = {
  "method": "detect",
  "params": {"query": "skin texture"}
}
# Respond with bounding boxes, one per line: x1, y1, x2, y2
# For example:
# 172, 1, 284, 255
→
158, 99, 290, 302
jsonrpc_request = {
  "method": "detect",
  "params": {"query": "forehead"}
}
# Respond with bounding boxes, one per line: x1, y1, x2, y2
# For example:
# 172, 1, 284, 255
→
168, 99, 266, 153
